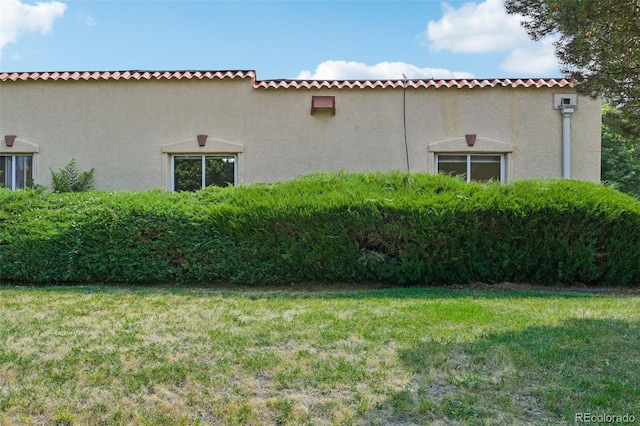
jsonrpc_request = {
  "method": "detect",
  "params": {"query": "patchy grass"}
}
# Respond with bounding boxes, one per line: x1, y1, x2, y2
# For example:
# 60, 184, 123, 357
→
0, 285, 638, 425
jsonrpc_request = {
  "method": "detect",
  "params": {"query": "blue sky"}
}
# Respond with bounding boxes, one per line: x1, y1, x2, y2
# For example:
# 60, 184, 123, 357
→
0, 0, 561, 80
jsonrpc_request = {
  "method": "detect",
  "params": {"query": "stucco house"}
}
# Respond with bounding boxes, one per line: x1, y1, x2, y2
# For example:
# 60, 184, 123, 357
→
0, 70, 600, 191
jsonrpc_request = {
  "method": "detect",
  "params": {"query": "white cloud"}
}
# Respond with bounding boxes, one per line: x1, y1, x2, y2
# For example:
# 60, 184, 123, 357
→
500, 39, 558, 74
426, 0, 559, 75
84, 16, 95, 27
0, 0, 67, 52
427, 0, 527, 53
297, 60, 474, 80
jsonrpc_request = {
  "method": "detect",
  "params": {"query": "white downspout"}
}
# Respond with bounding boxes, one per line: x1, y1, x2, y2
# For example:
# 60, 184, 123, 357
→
560, 104, 576, 179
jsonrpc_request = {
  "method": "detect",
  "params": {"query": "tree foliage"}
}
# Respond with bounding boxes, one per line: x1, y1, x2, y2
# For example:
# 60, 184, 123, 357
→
50, 159, 95, 193
505, 0, 640, 130
601, 104, 640, 199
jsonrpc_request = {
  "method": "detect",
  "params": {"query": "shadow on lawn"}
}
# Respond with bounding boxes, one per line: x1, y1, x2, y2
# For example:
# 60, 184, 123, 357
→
371, 317, 640, 425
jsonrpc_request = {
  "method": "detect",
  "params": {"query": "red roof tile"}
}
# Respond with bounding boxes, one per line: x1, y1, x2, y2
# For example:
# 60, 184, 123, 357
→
0, 70, 573, 89
0, 70, 256, 82
254, 77, 573, 89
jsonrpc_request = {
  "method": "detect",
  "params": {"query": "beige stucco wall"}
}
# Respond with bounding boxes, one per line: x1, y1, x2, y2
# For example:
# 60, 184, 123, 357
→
0, 76, 601, 191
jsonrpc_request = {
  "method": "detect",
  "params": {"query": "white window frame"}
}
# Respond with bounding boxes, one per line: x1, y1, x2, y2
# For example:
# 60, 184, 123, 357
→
1, 154, 35, 190
436, 154, 505, 184
170, 154, 237, 191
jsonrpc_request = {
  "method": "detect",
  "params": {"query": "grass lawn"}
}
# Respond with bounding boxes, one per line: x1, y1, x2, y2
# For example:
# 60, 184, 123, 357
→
0, 285, 638, 425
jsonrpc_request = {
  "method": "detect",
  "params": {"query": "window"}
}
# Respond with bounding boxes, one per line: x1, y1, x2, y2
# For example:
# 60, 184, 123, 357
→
172, 155, 236, 191
436, 154, 503, 183
1, 155, 33, 190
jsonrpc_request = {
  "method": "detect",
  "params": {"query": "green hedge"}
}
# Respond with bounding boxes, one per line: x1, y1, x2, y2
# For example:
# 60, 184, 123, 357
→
1, 172, 639, 286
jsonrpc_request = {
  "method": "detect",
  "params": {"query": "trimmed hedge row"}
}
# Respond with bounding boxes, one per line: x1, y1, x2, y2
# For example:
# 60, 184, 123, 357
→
1, 171, 640, 286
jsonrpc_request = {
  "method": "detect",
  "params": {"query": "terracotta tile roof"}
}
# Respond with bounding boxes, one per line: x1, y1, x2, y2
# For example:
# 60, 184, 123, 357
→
0, 70, 572, 89
0, 70, 255, 82
254, 77, 572, 89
